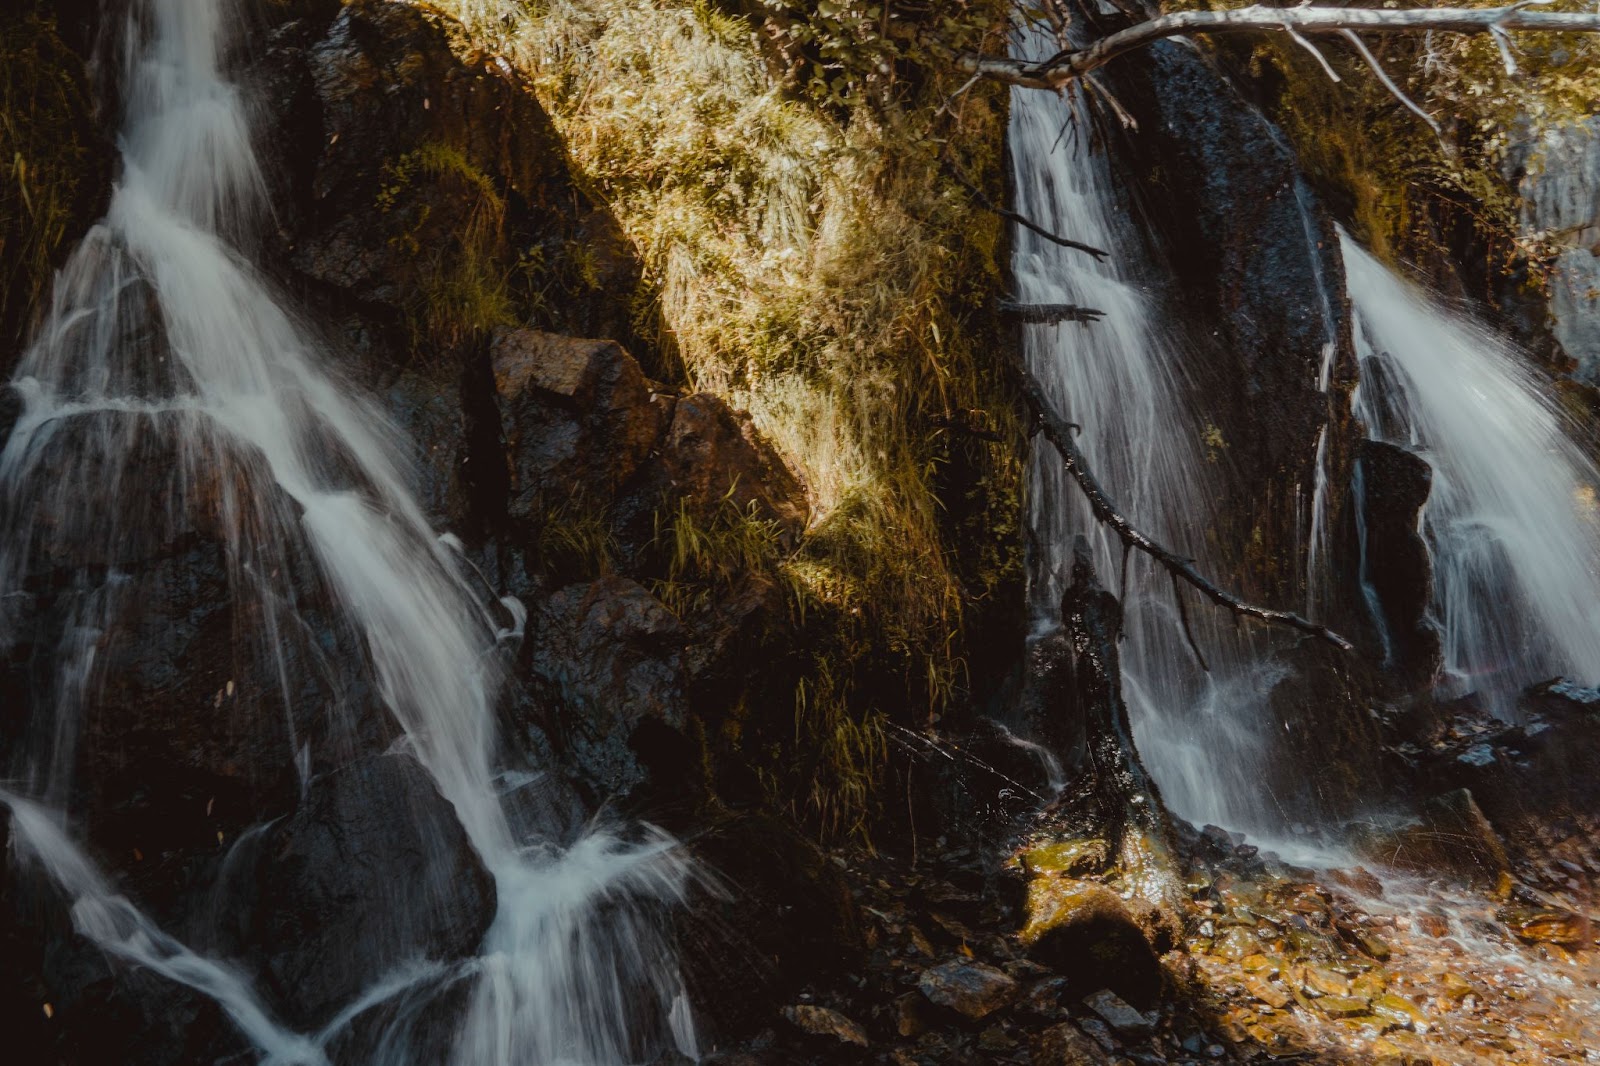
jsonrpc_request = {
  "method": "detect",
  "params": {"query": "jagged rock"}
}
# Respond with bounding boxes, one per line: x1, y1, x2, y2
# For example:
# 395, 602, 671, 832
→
526, 575, 689, 799
782, 1004, 867, 1047
1354, 788, 1510, 883
1082, 988, 1154, 1038
491, 329, 670, 524
644, 393, 808, 545
225, 753, 496, 1030
917, 959, 1019, 1020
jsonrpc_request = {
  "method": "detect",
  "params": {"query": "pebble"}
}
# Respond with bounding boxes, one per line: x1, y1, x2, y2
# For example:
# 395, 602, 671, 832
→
1083, 988, 1155, 1037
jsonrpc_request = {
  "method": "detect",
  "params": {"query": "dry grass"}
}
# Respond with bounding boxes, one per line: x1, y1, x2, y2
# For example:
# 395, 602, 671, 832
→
431, 0, 1018, 837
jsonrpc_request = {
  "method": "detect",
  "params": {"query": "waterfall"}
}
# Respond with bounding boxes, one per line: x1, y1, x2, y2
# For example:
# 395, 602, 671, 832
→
1008, 27, 1286, 831
1343, 231, 1600, 707
0, 1, 697, 1061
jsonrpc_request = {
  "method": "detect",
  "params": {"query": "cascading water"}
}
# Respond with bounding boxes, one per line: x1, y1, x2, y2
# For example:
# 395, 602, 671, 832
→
0, 1, 698, 1062
1008, 27, 1288, 832
1343, 231, 1600, 707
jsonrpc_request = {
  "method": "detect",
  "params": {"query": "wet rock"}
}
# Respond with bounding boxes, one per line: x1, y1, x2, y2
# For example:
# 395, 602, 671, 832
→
917, 959, 1018, 1020
228, 753, 496, 1030
492, 330, 670, 526
1020, 839, 1109, 878
1242, 976, 1289, 1009
782, 1004, 867, 1047
1315, 995, 1371, 1019
1031, 1022, 1111, 1066
1354, 438, 1441, 683
1099, 36, 1351, 613
1496, 903, 1591, 947
1372, 993, 1428, 1032
1020, 877, 1162, 1006
1082, 988, 1154, 1038
1419, 789, 1511, 880
526, 575, 689, 799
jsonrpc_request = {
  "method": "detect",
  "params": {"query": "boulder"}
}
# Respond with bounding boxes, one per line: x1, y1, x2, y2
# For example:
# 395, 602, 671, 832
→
782, 1004, 867, 1047
525, 576, 690, 799
224, 753, 496, 1030
491, 330, 670, 525
1018, 877, 1162, 1007
1031, 1022, 1111, 1066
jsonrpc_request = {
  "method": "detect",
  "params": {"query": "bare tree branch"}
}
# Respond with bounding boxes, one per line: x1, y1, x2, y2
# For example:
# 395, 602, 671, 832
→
961, 4, 1600, 89
1013, 359, 1356, 651
999, 300, 1106, 324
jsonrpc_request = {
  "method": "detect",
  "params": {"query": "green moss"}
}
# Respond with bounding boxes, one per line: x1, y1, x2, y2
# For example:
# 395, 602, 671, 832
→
378, 143, 518, 351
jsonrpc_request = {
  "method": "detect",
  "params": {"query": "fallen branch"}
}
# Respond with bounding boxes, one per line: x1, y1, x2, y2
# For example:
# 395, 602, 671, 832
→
1013, 359, 1355, 651
999, 300, 1106, 324
961, 4, 1600, 89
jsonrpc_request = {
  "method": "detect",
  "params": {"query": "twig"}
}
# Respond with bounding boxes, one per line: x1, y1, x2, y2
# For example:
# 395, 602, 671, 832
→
1339, 30, 1447, 146
958, 4, 1600, 89
1013, 359, 1355, 651
943, 162, 1109, 260
999, 300, 1106, 324
1284, 22, 1342, 82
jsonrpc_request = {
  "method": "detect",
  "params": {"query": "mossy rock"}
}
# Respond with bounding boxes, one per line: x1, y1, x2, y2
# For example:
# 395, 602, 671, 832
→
1019, 876, 1162, 1007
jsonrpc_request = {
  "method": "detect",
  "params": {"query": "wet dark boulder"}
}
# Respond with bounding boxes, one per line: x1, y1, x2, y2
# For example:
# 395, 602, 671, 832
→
491, 329, 672, 529
525, 575, 691, 801
223, 752, 495, 1032
1354, 438, 1441, 685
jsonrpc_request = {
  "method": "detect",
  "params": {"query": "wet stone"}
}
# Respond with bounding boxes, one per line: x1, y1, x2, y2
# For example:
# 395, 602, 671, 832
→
782, 1004, 868, 1047
1082, 988, 1154, 1037
1243, 976, 1289, 1009
1316, 996, 1371, 1019
917, 959, 1018, 1020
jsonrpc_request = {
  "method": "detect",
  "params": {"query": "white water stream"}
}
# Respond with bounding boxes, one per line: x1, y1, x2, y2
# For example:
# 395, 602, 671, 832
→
1343, 233, 1600, 708
0, 1, 697, 1062
1009, 27, 1288, 832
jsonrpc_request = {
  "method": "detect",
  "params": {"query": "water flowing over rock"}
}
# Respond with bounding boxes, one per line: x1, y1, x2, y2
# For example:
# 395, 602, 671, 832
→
0, 1, 699, 1060
1346, 231, 1600, 707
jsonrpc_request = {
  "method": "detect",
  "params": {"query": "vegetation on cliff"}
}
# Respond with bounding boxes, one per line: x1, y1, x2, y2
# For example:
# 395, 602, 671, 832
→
433, 0, 1022, 837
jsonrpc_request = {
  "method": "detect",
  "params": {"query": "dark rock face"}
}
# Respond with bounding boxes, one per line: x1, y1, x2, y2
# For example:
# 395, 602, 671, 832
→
267, 0, 640, 354
491, 330, 671, 527
527, 575, 689, 799
1355, 438, 1441, 684
1100, 37, 1356, 611
222, 753, 496, 1031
